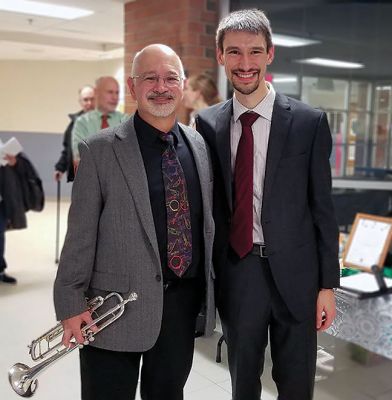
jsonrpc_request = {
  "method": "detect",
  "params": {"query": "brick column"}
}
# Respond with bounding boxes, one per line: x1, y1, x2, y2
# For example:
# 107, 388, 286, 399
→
124, 0, 220, 122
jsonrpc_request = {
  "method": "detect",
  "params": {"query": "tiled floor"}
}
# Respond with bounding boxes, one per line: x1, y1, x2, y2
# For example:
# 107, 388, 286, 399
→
1, 200, 392, 399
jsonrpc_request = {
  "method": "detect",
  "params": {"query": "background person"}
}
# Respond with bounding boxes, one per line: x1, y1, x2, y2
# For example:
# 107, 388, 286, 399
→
196, 9, 339, 400
54, 44, 215, 400
183, 72, 221, 127
72, 76, 127, 168
1, 151, 44, 284
0, 154, 18, 284
54, 85, 95, 182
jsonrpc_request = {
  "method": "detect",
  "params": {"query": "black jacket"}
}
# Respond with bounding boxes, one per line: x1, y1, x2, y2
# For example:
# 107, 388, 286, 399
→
196, 93, 340, 321
0, 153, 44, 230
54, 110, 83, 182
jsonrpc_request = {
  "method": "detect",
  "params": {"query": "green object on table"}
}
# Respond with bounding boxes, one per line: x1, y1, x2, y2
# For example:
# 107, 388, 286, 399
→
341, 266, 392, 278
383, 266, 392, 278
341, 268, 361, 277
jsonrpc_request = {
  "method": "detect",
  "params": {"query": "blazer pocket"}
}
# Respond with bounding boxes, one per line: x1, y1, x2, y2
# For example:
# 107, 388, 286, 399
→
90, 270, 130, 293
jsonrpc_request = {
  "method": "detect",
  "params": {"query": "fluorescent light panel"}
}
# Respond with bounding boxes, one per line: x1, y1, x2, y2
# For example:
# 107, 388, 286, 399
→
272, 33, 320, 48
273, 75, 298, 83
0, 0, 94, 20
297, 57, 364, 69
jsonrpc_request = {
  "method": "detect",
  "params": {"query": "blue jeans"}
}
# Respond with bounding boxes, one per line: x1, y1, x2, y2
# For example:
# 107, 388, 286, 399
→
0, 203, 7, 273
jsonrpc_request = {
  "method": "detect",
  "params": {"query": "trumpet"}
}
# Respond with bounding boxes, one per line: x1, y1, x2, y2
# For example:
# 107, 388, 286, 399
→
8, 291, 138, 398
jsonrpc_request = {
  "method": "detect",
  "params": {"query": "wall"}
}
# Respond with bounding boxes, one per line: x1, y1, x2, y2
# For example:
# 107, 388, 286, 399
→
0, 59, 124, 133
0, 58, 124, 199
124, 0, 220, 119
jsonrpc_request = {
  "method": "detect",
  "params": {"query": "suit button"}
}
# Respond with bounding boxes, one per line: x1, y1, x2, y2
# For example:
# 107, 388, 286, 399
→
155, 275, 162, 282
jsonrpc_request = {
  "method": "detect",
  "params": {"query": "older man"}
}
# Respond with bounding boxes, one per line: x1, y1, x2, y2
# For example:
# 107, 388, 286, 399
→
72, 76, 127, 167
54, 85, 95, 182
54, 44, 215, 400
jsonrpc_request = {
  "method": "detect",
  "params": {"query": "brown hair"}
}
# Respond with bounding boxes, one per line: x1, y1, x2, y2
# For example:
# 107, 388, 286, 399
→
187, 73, 221, 106
216, 9, 273, 53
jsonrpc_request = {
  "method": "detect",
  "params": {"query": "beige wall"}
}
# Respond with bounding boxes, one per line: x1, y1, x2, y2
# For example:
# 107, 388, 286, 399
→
0, 58, 124, 134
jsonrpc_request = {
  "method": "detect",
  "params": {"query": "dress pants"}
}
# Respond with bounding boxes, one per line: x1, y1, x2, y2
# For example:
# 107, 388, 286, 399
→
219, 249, 317, 400
0, 203, 7, 273
79, 278, 203, 400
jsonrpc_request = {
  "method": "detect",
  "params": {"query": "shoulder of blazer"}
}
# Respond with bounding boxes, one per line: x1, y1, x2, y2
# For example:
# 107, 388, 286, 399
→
274, 92, 324, 119
197, 99, 232, 127
84, 116, 135, 149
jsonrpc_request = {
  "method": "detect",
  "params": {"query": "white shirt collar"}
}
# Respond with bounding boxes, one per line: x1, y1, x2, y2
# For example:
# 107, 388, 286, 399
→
233, 82, 276, 122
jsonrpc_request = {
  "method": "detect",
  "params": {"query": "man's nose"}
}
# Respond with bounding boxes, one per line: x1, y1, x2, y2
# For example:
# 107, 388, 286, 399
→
239, 54, 252, 70
154, 77, 168, 91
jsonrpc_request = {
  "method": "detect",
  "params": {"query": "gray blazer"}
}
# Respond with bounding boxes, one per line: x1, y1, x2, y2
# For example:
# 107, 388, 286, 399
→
53, 116, 215, 352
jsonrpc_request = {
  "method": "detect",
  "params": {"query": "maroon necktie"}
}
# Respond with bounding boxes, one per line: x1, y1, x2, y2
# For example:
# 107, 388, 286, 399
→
101, 114, 109, 129
229, 111, 259, 258
161, 133, 192, 277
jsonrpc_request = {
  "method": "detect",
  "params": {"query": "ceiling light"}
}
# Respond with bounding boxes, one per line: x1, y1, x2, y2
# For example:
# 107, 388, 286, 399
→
0, 0, 94, 20
297, 57, 364, 69
273, 76, 298, 83
272, 34, 320, 47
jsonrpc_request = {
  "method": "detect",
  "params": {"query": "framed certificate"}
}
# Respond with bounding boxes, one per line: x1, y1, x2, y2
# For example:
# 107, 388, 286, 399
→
342, 213, 392, 271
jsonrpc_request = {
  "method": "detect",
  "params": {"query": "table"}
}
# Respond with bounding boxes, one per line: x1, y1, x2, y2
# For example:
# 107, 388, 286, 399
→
327, 291, 392, 359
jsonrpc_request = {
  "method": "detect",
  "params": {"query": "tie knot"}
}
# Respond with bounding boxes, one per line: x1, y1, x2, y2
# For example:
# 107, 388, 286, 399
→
239, 111, 259, 128
161, 132, 174, 146
101, 114, 109, 129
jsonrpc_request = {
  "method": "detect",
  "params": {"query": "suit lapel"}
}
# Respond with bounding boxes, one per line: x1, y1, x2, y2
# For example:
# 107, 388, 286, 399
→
215, 100, 234, 212
113, 116, 160, 265
263, 93, 292, 203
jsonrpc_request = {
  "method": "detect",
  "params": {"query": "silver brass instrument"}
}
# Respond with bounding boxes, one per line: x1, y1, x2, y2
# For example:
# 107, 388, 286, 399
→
8, 291, 138, 397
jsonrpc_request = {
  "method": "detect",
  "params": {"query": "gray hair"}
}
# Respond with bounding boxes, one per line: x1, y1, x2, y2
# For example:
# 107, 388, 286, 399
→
216, 9, 273, 53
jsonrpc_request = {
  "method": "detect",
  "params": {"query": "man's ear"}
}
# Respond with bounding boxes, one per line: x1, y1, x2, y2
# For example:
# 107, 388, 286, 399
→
127, 77, 136, 100
266, 45, 275, 66
216, 48, 225, 66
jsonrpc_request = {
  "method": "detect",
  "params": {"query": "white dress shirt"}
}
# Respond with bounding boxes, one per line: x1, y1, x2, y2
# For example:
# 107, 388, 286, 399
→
231, 83, 276, 244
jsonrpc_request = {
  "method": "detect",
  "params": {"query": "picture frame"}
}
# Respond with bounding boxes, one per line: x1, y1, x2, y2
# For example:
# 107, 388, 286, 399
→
342, 213, 392, 271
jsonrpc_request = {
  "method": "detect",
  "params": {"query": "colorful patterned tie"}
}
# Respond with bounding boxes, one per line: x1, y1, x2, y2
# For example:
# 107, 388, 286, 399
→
161, 132, 192, 277
101, 114, 109, 129
229, 111, 259, 258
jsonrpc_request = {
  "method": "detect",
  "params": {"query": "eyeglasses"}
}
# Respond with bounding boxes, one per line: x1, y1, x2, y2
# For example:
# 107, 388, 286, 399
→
132, 74, 184, 88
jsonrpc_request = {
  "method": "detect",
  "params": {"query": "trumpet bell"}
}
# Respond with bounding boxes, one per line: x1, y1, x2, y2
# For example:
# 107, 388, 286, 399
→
8, 363, 37, 398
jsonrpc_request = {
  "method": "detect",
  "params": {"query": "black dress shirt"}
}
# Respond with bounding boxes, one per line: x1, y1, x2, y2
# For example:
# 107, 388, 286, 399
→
134, 112, 204, 281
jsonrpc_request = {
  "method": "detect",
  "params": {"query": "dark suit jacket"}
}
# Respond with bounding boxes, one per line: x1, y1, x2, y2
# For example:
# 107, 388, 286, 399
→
54, 110, 83, 182
196, 92, 339, 321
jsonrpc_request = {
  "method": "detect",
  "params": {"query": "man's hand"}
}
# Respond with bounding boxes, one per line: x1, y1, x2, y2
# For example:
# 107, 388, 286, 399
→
73, 160, 79, 175
5, 154, 17, 167
61, 310, 98, 348
54, 170, 63, 181
316, 288, 336, 331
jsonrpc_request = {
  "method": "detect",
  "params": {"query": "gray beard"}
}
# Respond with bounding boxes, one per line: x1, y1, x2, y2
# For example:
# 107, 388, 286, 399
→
146, 102, 176, 118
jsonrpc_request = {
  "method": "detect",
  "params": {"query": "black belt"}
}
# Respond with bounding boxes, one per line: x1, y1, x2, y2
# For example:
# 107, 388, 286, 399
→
251, 244, 268, 258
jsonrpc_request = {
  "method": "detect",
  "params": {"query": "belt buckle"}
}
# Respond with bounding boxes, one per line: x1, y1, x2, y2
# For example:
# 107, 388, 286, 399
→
258, 245, 267, 258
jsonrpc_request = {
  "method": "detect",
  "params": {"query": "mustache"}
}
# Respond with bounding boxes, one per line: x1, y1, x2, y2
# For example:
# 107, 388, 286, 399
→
147, 91, 175, 100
